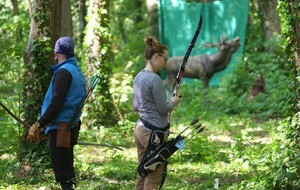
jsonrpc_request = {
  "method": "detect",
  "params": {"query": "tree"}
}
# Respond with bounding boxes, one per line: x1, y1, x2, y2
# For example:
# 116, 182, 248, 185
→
110, 0, 147, 74
84, 0, 117, 127
11, 0, 19, 15
267, 1, 300, 189
257, 0, 281, 40
146, 0, 158, 39
287, 0, 300, 67
60, 0, 73, 36
21, 0, 62, 172
23, 0, 61, 127
278, 1, 300, 67
78, 0, 87, 43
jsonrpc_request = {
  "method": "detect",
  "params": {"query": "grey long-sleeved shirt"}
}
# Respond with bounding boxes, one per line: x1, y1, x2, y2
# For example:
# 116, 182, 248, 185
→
133, 69, 174, 128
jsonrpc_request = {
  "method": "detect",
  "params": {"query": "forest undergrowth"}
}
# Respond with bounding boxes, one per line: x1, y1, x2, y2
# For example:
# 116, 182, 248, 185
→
0, 76, 291, 189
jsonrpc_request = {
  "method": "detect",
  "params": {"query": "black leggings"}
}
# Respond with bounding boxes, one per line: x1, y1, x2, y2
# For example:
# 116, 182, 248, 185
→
48, 127, 79, 188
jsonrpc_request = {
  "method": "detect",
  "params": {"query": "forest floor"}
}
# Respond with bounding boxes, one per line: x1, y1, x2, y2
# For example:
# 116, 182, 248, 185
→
0, 114, 282, 190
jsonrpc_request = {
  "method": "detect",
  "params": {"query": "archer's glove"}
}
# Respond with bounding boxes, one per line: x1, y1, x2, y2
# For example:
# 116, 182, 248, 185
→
27, 121, 41, 143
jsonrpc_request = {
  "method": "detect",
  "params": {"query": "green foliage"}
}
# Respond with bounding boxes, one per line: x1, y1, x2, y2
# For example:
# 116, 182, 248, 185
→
219, 50, 293, 118
0, 0, 31, 158
256, 1, 300, 189
265, 117, 300, 190
278, 0, 300, 65
0, 1, 28, 100
110, 0, 148, 75
109, 73, 136, 122
171, 59, 293, 122
83, 1, 118, 127
1, 0, 300, 189
22, 0, 52, 124
19, 0, 52, 175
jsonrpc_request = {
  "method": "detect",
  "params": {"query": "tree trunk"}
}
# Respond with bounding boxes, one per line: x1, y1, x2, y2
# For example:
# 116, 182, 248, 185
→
21, 0, 61, 170
292, 0, 300, 67
11, 0, 19, 15
85, 0, 117, 127
114, 5, 127, 44
60, 0, 73, 37
284, 0, 300, 67
146, 0, 158, 39
133, 0, 143, 23
257, 0, 281, 40
78, 0, 87, 43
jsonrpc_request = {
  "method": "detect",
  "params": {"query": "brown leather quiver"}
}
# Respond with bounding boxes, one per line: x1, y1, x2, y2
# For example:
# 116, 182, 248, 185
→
56, 122, 71, 148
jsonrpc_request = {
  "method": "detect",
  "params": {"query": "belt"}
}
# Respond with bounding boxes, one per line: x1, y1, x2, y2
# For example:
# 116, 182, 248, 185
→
45, 122, 79, 128
139, 118, 169, 132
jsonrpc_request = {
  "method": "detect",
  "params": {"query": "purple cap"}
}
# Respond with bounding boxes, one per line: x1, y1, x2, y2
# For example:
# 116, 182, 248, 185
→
54, 36, 75, 55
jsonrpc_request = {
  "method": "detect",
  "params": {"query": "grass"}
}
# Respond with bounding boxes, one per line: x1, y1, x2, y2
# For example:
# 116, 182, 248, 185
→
0, 80, 290, 189
0, 114, 283, 190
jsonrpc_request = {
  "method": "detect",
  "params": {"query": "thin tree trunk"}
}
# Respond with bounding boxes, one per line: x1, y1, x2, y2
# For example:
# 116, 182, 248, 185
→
292, 0, 300, 67
11, 0, 19, 15
85, 0, 117, 127
146, 0, 158, 39
78, 0, 87, 43
257, 0, 281, 40
133, 0, 143, 23
60, 0, 73, 37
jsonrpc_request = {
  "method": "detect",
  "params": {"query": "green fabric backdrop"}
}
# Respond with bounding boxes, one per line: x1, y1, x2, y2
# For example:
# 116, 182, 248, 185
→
158, 0, 249, 86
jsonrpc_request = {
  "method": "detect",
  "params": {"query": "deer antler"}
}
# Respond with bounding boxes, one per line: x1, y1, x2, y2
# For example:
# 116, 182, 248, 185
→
203, 36, 220, 48
220, 34, 228, 45
224, 33, 227, 40
203, 42, 213, 48
212, 36, 219, 47
220, 35, 223, 44
203, 42, 220, 48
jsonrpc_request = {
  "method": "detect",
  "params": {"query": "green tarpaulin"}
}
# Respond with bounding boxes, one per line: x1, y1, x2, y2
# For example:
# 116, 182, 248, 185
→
158, 0, 249, 86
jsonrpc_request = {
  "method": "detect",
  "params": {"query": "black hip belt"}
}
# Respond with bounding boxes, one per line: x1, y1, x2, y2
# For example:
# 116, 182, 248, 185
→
140, 118, 169, 132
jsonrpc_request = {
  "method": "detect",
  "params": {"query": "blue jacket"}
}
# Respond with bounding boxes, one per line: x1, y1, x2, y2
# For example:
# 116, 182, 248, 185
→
42, 58, 86, 134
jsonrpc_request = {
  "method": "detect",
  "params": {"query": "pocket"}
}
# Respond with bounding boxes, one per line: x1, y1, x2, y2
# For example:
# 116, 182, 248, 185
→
56, 123, 71, 148
150, 130, 165, 146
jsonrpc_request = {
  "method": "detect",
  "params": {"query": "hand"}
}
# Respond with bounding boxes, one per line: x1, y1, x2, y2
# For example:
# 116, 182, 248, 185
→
171, 96, 180, 106
27, 121, 41, 143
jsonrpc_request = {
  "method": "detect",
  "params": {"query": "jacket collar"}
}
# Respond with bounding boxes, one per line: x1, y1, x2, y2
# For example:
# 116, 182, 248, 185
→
50, 57, 76, 74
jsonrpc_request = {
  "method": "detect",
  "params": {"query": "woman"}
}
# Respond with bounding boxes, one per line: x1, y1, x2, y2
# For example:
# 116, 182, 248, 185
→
133, 37, 180, 190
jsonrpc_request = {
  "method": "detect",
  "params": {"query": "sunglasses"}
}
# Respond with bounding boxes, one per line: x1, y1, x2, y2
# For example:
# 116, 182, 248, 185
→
159, 54, 168, 62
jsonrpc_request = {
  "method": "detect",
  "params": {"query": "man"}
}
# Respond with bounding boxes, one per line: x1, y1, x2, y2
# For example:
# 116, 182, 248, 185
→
27, 36, 86, 190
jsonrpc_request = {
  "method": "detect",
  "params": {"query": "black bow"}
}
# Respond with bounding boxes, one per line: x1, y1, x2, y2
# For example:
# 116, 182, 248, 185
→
168, 14, 203, 122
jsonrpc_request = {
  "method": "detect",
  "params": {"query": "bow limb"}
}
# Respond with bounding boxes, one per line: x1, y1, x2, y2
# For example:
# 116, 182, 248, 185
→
77, 141, 123, 151
168, 14, 203, 122
0, 102, 31, 128
173, 14, 203, 97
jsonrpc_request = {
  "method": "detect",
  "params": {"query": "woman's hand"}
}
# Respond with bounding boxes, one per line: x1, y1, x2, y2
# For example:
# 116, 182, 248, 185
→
171, 96, 180, 106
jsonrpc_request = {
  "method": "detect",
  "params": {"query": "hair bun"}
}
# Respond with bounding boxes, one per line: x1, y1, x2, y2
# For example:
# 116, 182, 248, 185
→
145, 37, 156, 47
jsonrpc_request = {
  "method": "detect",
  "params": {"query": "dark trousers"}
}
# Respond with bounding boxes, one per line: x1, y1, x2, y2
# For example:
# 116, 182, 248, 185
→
48, 127, 79, 190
